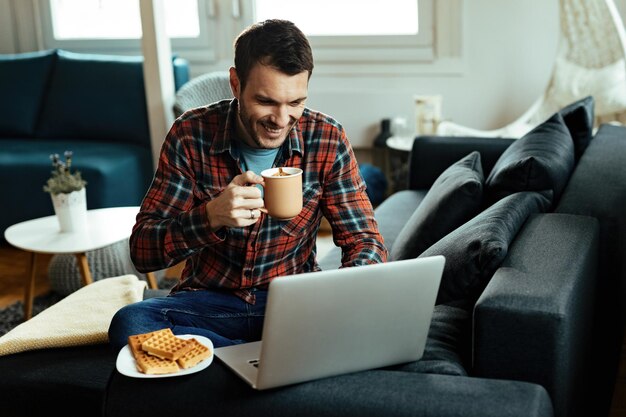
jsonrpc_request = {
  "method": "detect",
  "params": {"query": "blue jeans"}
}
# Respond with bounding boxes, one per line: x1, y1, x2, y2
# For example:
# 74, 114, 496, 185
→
108, 288, 267, 351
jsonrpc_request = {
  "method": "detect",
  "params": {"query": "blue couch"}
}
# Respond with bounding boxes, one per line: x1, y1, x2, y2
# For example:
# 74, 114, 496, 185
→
0, 49, 190, 234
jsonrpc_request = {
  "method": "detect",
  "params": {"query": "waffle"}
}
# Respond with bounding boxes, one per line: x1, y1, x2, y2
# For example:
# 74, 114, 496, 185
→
128, 329, 170, 359
134, 350, 180, 375
176, 338, 212, 369
141, 329, 195, 361
127, 328, 211, 375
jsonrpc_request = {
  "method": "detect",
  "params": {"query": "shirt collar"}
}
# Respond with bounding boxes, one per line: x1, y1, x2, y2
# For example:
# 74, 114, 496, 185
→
212, 99, 304, 160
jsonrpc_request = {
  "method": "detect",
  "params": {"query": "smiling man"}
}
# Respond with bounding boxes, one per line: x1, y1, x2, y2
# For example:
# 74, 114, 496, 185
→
108, 19, 388, 350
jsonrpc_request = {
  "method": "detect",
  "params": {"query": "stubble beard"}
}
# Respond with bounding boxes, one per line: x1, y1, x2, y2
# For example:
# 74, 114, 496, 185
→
237, 99, 296, 150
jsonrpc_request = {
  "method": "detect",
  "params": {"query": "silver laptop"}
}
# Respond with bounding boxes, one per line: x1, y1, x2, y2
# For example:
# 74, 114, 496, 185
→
214, 255, 445, 390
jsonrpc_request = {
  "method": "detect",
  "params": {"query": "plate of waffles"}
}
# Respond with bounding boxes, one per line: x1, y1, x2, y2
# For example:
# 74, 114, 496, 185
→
116, 329, 214, 378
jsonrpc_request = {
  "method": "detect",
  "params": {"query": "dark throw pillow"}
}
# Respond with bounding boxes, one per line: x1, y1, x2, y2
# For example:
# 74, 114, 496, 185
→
419, 191, 551, 307
484, 113, 575, 206
558, 95, 595, 161
391, 151, 484, 261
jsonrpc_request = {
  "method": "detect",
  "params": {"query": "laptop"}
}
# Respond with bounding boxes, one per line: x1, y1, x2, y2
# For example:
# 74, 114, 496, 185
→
214, 255, 445, 390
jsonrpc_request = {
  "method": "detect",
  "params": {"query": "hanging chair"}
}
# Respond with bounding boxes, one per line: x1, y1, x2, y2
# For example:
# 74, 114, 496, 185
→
436, 0, 626, 138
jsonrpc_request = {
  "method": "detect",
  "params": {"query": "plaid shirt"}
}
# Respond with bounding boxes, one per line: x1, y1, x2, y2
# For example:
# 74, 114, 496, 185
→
130, 99, 387, 303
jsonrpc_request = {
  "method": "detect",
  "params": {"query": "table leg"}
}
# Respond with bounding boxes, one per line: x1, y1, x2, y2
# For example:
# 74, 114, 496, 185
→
145, 272, 158, 289
23, 252, 37, 320
75, 253, 93, 286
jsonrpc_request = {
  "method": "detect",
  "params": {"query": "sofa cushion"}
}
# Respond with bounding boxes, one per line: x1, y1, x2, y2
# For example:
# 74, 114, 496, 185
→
558, 95, 595, 161
420, 191, 551, 306
484, 113, 575, 206
388, 304, 469, 376
0, 344, 116, 417
36, 50, 150, 147
391, 151, 483, 261
0, 49, 56, 137
106, 357, 554, 417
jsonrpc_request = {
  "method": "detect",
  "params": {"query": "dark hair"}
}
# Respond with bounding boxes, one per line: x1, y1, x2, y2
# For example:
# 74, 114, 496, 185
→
234, 19, 314, 89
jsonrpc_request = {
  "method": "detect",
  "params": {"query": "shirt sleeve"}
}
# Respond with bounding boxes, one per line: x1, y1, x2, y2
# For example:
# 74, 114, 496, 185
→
321, 127, 388, 267
129, 120, 224, 273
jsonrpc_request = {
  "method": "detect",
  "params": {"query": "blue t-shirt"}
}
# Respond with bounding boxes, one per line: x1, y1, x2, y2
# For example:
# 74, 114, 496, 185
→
237, 140, 279, 196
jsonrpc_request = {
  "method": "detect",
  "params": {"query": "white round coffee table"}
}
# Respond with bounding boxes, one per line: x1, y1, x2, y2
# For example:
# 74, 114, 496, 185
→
4, 206, 157, 320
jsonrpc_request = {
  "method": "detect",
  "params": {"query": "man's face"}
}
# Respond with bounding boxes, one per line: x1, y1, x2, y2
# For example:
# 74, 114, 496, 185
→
230, 64, 308, 149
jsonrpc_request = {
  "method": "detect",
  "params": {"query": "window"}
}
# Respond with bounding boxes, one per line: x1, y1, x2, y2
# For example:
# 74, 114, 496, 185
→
34, 0, 462, 74
250, 0, 436, 66
38, 0, 214, 59
254, 0, 419, 36
49, 0, 199, 39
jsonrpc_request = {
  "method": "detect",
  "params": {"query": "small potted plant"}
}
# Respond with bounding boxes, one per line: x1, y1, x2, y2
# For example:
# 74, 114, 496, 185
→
43, 151, 88, 232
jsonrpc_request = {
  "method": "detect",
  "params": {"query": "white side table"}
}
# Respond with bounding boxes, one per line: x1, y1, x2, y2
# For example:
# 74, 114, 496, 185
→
386, 135, 414, 153
4, 206, 157, 320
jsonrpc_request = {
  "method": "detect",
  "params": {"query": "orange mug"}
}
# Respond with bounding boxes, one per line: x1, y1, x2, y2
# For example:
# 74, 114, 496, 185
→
260, 167, 303, 220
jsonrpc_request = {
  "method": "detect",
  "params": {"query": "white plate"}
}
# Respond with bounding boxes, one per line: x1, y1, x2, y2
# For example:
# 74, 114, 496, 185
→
116, 334, 214, 378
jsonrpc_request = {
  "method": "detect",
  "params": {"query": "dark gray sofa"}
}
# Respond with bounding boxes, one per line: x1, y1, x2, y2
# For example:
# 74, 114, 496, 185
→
0, 98, 624, 417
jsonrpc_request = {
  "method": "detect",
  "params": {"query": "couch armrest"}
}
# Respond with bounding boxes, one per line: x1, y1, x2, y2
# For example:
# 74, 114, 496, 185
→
555, 123, 626, 416
172, 56, 190, 91
408, 135, 514, 189
474, 213, 599, 417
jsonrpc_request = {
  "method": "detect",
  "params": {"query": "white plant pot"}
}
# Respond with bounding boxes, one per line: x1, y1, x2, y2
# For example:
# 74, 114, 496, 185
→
50, 188, 88, 233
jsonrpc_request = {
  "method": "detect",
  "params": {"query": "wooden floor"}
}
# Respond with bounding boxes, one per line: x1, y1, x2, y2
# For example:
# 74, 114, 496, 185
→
0, 240, 625, 415
0, 243, 52, 308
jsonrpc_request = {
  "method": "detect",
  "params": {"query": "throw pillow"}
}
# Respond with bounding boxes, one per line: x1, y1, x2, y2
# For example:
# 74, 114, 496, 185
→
484, 112, 575, 206
558, 95, 595, 161
420, 191, 551, 307
391, 151, 484, 261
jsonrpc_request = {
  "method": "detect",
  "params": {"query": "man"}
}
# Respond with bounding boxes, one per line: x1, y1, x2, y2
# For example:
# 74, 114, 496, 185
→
108, 19, 387, 350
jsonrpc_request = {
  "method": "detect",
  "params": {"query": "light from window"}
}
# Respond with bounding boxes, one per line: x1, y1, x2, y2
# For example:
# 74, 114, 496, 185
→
254, 0, 418, 36
49, 0, 199, 40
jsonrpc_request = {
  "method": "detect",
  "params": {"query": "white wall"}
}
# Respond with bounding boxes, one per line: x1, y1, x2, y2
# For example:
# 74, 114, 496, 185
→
305, 0, 559, 150
0, 0, 604, 153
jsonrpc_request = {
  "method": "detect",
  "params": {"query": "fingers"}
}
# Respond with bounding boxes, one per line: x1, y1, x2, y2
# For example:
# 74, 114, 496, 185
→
228, 171, 264, 208
230, 171, 264, 187
206, 198, 262, 231
205, 172, 266, 230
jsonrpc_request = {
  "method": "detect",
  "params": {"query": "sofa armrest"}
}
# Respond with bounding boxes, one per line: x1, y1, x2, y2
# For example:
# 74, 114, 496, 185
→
408, 135, 514, 189
474, 213, 599, 417
172, 56, 190, 91
555, 123, 626, 415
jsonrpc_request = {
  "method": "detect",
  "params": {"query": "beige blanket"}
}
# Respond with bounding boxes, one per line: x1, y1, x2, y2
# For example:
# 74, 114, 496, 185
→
0, 274, 146, 356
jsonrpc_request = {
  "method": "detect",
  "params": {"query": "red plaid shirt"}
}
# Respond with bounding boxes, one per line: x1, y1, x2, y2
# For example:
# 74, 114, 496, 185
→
130, 99, 387, 303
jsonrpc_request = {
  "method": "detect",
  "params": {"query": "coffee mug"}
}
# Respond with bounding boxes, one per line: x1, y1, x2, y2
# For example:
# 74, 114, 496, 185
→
260, 167, 303, 220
